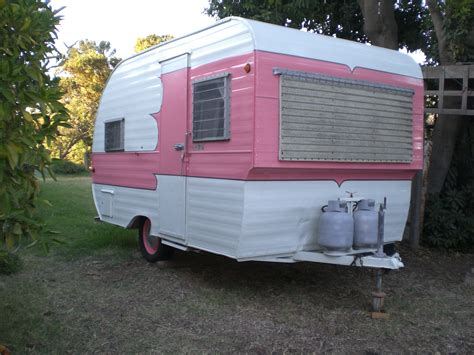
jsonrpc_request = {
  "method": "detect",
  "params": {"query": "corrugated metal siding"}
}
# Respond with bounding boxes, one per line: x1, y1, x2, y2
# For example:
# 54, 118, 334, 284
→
93, 49, 162, 153
277, 70, 414, 163
92, 180, 160, 234
185, 177, 245, 257
236, 179, 411, 259
93, 177, 410, 261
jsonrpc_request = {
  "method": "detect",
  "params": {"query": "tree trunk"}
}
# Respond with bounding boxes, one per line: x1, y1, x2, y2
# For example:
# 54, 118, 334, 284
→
358, 0, 398, 49
427, 115, 467, 194
426, 0, 454, 64
425, 0, 462, 195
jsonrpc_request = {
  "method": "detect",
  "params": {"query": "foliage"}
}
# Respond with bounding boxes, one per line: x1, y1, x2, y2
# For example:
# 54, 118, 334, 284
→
424, 186, 474, 250
395, 1, 432, 56
424, 121, 474, 250
0, 0, 68, 252
50, 159, 87, 175
134, 34, 174, 53
444, 0, 474, 62
208, 0, 366, 40
206, 0, 429, 55
50, 40, 119, 162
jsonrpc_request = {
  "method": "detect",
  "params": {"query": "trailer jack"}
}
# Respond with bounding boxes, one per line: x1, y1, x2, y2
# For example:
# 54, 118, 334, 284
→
370, 268, 389, 319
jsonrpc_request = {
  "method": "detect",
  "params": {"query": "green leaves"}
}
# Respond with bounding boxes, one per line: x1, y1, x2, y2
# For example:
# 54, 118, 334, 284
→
20, 16, 31, 31
134, 34, 174, 53
1, 0, 68, 253
5, 143, 20, 169
50, 39, 117, 161
444, 0, 474, 62
424, 184, 474, 251
0, 87, 15, 104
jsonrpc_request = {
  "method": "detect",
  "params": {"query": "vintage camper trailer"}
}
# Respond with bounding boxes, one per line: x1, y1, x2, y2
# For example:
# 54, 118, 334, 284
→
91, 17, 423, 269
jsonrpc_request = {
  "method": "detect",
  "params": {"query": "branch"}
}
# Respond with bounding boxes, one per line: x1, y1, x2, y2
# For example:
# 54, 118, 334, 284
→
426, 0, 453, 64
59, 134, 85, 160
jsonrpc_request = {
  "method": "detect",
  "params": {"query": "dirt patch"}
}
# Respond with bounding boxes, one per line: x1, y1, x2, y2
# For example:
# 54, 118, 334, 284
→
1, 243, 473, 353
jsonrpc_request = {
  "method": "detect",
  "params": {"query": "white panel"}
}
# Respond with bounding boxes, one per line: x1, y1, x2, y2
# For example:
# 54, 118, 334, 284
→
92, 50, 162, 153
98, 189, 114, 217
157, 175, 186, 239
185, 177, 245, 257
160, 53, 189, 74
92, 180, 160, 235
242, 17, 422, 79
238, 181, 335, 258
237, 180, 411, 259
93, 177, 411, 263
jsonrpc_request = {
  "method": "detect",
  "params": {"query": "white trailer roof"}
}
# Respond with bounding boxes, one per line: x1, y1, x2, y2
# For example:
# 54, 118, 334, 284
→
241, 17, 422, 79
120, 16, 421, 79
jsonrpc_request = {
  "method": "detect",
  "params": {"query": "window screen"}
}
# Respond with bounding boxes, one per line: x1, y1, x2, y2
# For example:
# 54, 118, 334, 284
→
104, 119, 124, 152
275, 68, 414, 163
192, 74, 230, 142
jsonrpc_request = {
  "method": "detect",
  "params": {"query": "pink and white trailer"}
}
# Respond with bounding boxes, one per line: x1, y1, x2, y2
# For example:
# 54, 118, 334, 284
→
91, 17, 423, 268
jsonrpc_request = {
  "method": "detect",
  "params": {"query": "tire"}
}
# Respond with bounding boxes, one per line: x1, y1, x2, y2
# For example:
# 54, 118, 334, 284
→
139, 218, 174, 262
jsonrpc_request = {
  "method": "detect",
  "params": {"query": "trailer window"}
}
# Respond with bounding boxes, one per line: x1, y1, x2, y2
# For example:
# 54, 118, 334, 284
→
192, 74, 230, 142
274, 68, 414, 163
104, 119, 124, 152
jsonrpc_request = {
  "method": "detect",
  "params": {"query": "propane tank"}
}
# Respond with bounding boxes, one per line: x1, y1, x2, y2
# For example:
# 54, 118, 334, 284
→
318, 200, 354, 253
353, 199, 378, 249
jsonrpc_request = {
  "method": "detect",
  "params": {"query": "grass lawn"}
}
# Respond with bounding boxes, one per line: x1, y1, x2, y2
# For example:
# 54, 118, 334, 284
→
0, 175, 473, 353
37, 175, 137, 259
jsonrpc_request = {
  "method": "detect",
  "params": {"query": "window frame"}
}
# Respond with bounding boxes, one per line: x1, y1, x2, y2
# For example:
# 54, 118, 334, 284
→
192, 72, 231, 143
104, 118, 125, 152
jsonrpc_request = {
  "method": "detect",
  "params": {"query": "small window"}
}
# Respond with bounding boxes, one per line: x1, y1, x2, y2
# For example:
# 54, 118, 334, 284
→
104, 119, 124, 152
192, 74, 230, 142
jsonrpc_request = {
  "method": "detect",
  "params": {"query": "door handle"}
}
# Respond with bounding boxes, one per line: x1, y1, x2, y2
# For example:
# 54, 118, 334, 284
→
174, 143, 185, 151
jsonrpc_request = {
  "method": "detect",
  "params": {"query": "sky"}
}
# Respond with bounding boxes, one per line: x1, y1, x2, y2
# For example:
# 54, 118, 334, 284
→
50, 0, 216, 59
50, 0, 425, 63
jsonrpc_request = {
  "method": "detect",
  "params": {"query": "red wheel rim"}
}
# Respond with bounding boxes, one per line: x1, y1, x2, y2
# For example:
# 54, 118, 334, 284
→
142, 219, 159, 254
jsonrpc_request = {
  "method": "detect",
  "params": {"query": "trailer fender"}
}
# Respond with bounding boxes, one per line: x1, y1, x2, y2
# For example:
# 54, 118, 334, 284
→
126, 215, 147, 230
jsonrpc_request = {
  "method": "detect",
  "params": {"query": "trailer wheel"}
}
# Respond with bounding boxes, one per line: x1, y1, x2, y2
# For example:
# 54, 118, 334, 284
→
139, 218, 174, 262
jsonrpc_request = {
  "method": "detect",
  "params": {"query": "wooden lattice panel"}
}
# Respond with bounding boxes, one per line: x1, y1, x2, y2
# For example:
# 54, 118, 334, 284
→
423, 64, 474, 116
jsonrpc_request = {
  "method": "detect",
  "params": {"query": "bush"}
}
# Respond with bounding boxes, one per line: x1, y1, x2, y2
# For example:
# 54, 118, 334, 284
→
50, 159, 87, 175
423, 184, 474, 251
0, 0, 69, 252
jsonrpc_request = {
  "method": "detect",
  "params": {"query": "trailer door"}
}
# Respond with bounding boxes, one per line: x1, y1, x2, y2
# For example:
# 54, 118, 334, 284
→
157, 54, 190, 240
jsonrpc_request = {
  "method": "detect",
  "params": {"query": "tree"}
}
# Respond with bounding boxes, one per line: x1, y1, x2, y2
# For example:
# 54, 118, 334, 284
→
51, 40, 119, 163
134, 34, 174, 53
0, 0, 68, 251
425, 0, 474, 194
206, 0, 429, 54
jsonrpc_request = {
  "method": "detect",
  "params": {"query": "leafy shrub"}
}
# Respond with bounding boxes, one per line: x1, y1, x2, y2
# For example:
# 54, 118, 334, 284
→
50, 159, 87, 175
424, 184, 474, 250
0, 0, 68, 253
